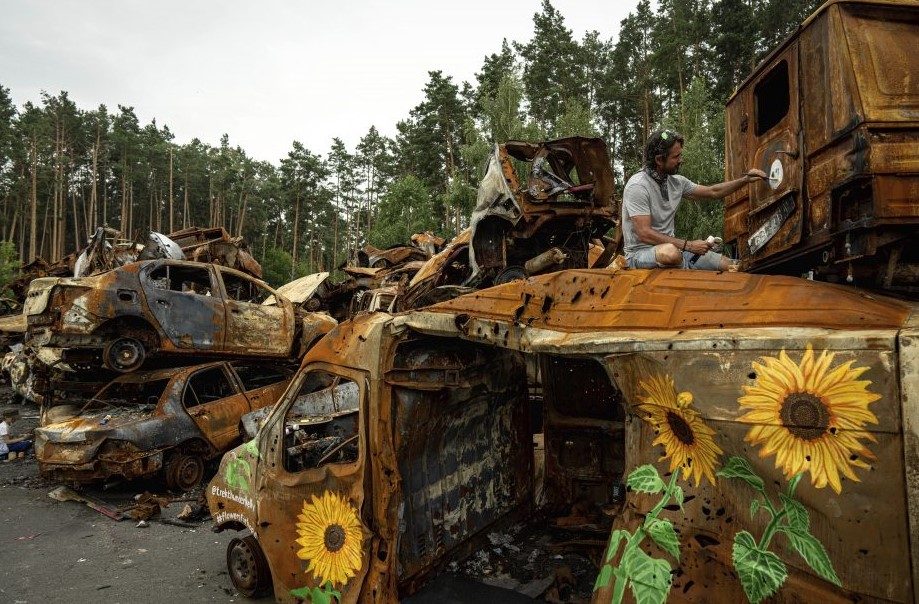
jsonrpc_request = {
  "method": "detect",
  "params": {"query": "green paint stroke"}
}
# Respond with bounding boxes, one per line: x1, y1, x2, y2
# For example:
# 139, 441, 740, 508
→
594, 464, 685, 604
718, 456, 841, 603
290, 582, 341, 603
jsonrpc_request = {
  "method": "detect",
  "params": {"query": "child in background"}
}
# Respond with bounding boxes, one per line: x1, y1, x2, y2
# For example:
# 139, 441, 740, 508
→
0, 410, 33, 461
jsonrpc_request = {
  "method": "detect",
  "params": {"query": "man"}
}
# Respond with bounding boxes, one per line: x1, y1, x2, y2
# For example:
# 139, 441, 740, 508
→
0, 410, 33, 461
622, 129, 767, 271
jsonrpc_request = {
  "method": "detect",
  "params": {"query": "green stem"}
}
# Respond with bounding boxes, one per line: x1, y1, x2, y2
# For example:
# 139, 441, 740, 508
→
758, 508, 787, 549
610, 471, 680, 603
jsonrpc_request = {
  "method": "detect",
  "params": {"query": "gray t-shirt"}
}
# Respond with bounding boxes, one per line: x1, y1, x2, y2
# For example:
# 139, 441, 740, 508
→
621, 170, 698, 255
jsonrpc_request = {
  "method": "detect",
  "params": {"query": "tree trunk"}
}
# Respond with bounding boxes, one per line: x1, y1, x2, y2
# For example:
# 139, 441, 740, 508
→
183, 173, 189, 230
168, 147, 174, 233
28, 140, 38, 261
291, 191, 301, 278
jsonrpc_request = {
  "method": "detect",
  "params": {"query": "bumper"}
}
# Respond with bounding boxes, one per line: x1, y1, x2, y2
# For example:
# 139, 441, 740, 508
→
39, 450, 164, 483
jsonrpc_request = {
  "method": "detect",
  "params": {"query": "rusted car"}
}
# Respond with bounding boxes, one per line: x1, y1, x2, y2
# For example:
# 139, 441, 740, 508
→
36, 360, 295, 490
723, 0, 919, 292
207, 266, 918, 602
396, 138, 617, 311
24, 259, 335, 372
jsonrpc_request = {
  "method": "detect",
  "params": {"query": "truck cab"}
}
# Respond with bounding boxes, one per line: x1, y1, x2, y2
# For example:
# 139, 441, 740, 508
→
208, 268, 918, 603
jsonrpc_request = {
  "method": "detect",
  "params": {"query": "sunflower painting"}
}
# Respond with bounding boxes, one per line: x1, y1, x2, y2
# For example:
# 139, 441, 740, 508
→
636, 374, 723, 487
295, 491, 364, 587
738, 345, 880, 494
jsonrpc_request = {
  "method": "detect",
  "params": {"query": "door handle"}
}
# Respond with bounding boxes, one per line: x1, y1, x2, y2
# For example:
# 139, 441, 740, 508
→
230, 308, 242, 314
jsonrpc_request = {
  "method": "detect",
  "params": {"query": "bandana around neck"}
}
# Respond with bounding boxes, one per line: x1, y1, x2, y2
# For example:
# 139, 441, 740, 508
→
645, 167, 669, 197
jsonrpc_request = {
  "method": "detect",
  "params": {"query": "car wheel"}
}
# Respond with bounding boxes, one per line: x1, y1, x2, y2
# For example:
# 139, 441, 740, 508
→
165, 452, 205, 492
227, 535, 272, 598
103, 337, 146, 372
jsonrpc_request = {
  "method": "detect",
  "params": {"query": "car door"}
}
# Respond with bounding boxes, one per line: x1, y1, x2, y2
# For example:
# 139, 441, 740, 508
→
217, 268, 293, 356
745, 43, 805, 260
142, 262, 226, 350
251, 364, 371, 600
183, 364, 251, 451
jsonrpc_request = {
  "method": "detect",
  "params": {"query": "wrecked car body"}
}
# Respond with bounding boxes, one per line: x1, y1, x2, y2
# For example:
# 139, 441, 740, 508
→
23, 259, 332, 373
723, 0, 919, 292
397, 138, 617, 311
36, 360, 295, 490
208, 266, 917, 602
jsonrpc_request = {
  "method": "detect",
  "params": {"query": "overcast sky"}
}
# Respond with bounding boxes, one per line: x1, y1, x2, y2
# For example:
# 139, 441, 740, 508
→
1, 1, 640, 164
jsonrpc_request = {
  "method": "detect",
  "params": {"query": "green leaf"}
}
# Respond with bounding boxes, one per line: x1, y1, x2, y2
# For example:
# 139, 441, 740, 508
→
717, 456, 765, 492
627, 465, 665, 494
289, 587, 313, 601
646, 518, 681, 561
749, 499, 760, 519
624, 547, 672, 604
242, 439, 260, 459
671, 485, 684, 508
605, 529, 630, 563
781, 527, 841, 587
732, 531, 788, 603
778, 493, 809, 532
594, 564, 614, 590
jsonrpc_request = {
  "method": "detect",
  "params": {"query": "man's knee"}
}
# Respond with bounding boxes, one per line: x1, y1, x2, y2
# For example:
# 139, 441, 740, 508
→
655, 243, 682, 266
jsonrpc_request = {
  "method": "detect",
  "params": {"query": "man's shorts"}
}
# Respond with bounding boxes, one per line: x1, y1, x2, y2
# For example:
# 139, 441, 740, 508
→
627, 247, 727, 271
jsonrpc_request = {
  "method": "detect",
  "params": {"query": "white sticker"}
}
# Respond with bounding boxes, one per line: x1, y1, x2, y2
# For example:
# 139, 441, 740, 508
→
768, 159, 783, 190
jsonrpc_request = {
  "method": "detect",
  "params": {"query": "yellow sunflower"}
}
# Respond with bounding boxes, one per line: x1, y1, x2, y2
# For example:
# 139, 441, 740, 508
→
738, 346, 880, 494
637, 375, 723, 487
295, 491, 364, 586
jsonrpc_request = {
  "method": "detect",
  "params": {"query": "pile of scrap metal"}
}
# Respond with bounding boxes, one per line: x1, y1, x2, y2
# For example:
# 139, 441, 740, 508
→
278, 236, 442, 322
7, 225, 263, 307
396, 137, 618, 310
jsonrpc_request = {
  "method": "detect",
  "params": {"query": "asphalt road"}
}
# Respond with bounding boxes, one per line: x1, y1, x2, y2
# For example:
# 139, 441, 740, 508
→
0, 397, 262, 604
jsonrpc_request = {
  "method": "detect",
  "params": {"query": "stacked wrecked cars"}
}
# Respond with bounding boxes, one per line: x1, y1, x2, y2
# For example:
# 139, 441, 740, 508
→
16, 228, 337, 489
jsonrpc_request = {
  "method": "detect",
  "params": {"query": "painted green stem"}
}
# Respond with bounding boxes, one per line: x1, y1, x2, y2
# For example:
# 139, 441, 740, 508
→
758, 507, 787, 549
610, 471, 680, 604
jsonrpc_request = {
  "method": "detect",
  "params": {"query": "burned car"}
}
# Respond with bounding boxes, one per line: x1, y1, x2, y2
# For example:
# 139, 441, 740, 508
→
397, 138, 617, 310
36, 360, 295, 490
24, 259, 335, 372
207, 268, 917, 602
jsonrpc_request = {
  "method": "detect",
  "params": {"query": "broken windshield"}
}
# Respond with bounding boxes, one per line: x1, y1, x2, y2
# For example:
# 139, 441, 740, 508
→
83, 378, 170, 413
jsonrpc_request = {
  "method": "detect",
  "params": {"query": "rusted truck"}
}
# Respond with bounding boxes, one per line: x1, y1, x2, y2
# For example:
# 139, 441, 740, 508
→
207, 267, 918, 602
723, 0, 919, 292
24, 259, 336, 373
36, 360, 295, 490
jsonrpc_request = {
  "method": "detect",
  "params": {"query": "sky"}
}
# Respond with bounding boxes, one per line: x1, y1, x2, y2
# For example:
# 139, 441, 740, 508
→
0, 1, 640, 164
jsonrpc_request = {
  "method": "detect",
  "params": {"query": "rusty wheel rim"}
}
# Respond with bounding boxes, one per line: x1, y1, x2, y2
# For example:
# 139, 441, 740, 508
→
105, 337, 145, 372
229, 539, 258, 591
171, 455, 203, 491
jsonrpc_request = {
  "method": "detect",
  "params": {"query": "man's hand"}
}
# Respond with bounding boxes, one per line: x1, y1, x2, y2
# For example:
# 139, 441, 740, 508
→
684, 239, 713, 255
744, 168, 768, 183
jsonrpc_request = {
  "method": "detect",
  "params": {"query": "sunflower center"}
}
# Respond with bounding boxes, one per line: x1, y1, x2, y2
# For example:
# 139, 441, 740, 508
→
780, 392, 830, 441
666, 412, 695, 445
324, 524, 346, 553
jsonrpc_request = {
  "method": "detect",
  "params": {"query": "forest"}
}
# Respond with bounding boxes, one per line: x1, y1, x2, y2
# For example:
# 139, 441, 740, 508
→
0, 0, 822, 287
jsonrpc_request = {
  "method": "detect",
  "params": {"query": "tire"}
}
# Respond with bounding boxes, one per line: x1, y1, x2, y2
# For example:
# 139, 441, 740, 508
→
102, 337, 147, 373
164, 451, 205, 492
227, 535, 272, 598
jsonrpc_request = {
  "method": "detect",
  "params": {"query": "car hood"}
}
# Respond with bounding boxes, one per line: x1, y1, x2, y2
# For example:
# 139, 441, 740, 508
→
38, 409, 153, 443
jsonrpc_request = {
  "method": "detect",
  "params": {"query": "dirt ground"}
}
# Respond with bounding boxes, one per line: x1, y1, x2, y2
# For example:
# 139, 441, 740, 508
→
0, 390, 258, 604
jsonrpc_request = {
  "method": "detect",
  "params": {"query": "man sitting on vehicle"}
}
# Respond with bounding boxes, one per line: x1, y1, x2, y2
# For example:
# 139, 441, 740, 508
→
622, 129, 767, 271
0, 410, 33, 461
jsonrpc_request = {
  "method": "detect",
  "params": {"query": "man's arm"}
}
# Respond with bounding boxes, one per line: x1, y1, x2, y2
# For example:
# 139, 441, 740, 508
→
631, 215, 712, 255
689, 168, 768, 200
